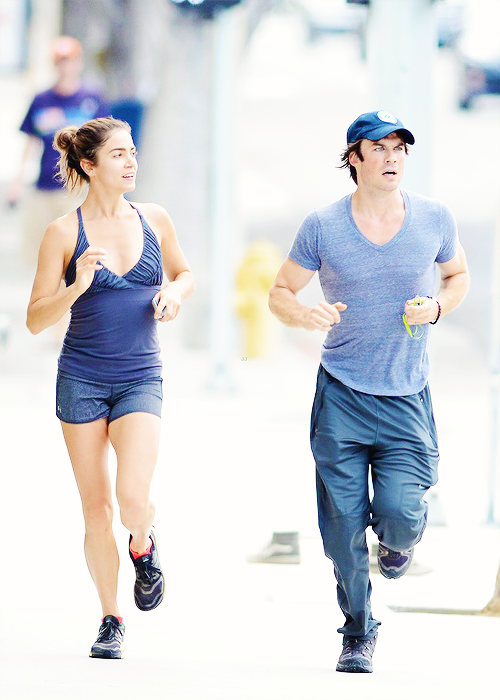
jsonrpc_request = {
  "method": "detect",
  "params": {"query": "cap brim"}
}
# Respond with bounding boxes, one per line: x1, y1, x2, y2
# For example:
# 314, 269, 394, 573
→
364, 125, 415, 145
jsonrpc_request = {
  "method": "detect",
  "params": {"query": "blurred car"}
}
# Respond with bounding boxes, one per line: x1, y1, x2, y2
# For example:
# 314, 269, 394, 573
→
456, 2, 500, 109
300, 0, 366, 40
458, 56, 500, 109
300, 0, 464, 51
436, 1, 464, 48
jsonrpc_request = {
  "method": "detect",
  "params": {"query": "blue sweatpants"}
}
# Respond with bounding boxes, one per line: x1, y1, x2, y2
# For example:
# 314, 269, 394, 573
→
310, 365, 439, 640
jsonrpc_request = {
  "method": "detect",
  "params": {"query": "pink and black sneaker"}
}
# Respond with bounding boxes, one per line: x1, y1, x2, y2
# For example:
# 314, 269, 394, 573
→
90, 615, 125, 659
129, 530, 165, 611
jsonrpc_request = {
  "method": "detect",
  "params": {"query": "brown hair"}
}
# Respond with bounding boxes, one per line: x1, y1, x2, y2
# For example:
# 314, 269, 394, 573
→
338, 140, 364, 185
53, 117, 131, 193
338, 131, 410, 185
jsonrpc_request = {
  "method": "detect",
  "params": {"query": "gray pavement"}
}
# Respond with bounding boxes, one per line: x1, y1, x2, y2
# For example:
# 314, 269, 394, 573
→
1, 220, 500, 700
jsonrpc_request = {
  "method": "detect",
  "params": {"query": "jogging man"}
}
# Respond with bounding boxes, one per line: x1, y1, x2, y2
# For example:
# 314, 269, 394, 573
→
269, 111, 469, 673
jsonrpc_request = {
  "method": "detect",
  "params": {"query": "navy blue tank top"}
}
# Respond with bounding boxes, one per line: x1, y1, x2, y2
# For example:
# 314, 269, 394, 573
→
58, 204, 163, 382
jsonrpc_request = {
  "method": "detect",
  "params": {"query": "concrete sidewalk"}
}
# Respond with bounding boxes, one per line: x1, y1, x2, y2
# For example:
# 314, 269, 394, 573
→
1, 239, 499, 700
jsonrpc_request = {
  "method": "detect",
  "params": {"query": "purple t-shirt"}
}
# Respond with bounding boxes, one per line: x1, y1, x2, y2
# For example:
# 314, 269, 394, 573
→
289, 190, 458, 396
20, 86, 108, 190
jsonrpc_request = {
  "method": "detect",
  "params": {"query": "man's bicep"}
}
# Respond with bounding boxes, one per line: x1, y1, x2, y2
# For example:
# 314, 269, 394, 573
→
272, 257, 317, 295
438, 243, 468, 279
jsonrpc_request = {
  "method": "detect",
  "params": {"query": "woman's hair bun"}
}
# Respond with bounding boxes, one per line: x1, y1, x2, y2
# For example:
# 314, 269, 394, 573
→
54, 125, 78, 153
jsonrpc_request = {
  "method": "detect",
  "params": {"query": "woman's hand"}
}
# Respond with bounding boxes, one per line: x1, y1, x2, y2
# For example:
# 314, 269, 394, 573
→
153, 282, 183, 322
74, 247, 107, 295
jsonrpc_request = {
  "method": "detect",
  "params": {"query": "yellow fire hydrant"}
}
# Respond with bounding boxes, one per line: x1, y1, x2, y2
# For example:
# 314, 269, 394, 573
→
235, 241, 282, 359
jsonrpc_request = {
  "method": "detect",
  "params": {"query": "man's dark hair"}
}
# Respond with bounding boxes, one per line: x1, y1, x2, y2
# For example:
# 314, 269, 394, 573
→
338, 131, 410, 185
339, 140, 363, 185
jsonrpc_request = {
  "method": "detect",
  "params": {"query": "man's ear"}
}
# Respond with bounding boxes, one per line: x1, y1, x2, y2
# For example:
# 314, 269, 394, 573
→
348, 151, 359, 167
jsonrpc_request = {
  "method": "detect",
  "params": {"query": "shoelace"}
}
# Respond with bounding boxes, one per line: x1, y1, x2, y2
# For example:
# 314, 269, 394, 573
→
96, 619, 120, 642
343, 638, 375, 655
386, 548, 411, 559
387, 549, 401, 559
136, 557, 161, 583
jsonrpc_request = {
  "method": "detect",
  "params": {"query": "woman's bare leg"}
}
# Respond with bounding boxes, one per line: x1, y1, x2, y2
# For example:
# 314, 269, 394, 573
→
109, 412, 161, 554
61, 418, 121, 618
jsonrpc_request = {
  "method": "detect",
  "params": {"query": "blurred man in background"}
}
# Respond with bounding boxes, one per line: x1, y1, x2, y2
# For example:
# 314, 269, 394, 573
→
7, 35, 107, 264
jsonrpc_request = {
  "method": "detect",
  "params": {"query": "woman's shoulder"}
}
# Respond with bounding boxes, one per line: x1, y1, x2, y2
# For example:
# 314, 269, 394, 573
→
132, 201, 169, 219
42, 209, 80, 255
131, 202, 175, 236
47, 208, 78, 229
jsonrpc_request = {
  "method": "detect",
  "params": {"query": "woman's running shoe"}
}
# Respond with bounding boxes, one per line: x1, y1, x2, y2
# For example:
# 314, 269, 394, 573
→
129, 530, 165, 611
89, 615, 125, 659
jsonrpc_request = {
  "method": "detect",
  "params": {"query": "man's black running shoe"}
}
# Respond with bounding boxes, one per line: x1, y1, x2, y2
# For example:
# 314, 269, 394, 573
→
89, 615, 125, 659
336, 635, 377, 673
129, 530, 165, 611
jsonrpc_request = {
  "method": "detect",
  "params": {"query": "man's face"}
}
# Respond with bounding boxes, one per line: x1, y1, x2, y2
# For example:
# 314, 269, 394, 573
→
55, 54, 83, 81
349, 133, 406, 192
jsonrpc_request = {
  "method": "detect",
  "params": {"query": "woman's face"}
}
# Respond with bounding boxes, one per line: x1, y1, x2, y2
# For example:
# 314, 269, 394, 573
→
91, 129, 138, 193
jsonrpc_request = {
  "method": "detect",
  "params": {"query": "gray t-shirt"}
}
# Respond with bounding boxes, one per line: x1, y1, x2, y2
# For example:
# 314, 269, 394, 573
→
289, 190, 458, 396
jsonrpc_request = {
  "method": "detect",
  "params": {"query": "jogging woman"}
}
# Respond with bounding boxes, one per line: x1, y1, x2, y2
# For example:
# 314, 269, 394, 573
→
27, 117, 195, 658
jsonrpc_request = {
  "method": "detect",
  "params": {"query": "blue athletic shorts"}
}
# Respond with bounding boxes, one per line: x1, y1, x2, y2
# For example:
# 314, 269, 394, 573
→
56, 371, 163, 424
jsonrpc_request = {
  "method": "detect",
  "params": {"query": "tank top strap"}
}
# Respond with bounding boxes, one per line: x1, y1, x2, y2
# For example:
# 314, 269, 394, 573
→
129, 202, 149, 232
123, 203, 163, 285
128, 202, 141, 219
129, 203, 159, 250
65, 207, 88, 286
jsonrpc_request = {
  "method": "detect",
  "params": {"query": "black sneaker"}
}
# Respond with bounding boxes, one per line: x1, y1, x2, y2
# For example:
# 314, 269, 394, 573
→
129, 530, 165, 611
336, 635, 377, 673
377, 544, 414, 579
89, 615, 125, 659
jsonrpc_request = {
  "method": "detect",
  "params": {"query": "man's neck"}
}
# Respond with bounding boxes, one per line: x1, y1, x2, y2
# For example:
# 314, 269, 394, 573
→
54, 78, 81, 97
350, 187, 406, 245
351, 187, 404, 220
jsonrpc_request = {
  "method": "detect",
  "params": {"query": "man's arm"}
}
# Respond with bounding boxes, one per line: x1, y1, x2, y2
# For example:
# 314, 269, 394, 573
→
404, 243, 470, 325
435, 243, 470, 316
269, 257, 347, 332
6, 135, 40, 206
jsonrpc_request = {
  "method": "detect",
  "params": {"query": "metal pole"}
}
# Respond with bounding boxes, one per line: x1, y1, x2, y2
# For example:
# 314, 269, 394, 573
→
208, 7, 238, 390
487, 209, 500, 525
366, 0, 444, 525
366, 0, 437, 195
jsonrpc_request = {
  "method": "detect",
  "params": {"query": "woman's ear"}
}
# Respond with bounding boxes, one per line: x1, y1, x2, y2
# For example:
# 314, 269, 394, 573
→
80, 159, 94, 178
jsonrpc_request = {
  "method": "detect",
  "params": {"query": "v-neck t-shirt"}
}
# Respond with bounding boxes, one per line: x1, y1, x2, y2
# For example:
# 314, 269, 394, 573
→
288, 190, 458, 396
58, 205, 163, 382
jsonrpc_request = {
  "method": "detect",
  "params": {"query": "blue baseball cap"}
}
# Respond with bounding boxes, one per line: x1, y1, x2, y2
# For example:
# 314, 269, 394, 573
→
347, 111, 415, 145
